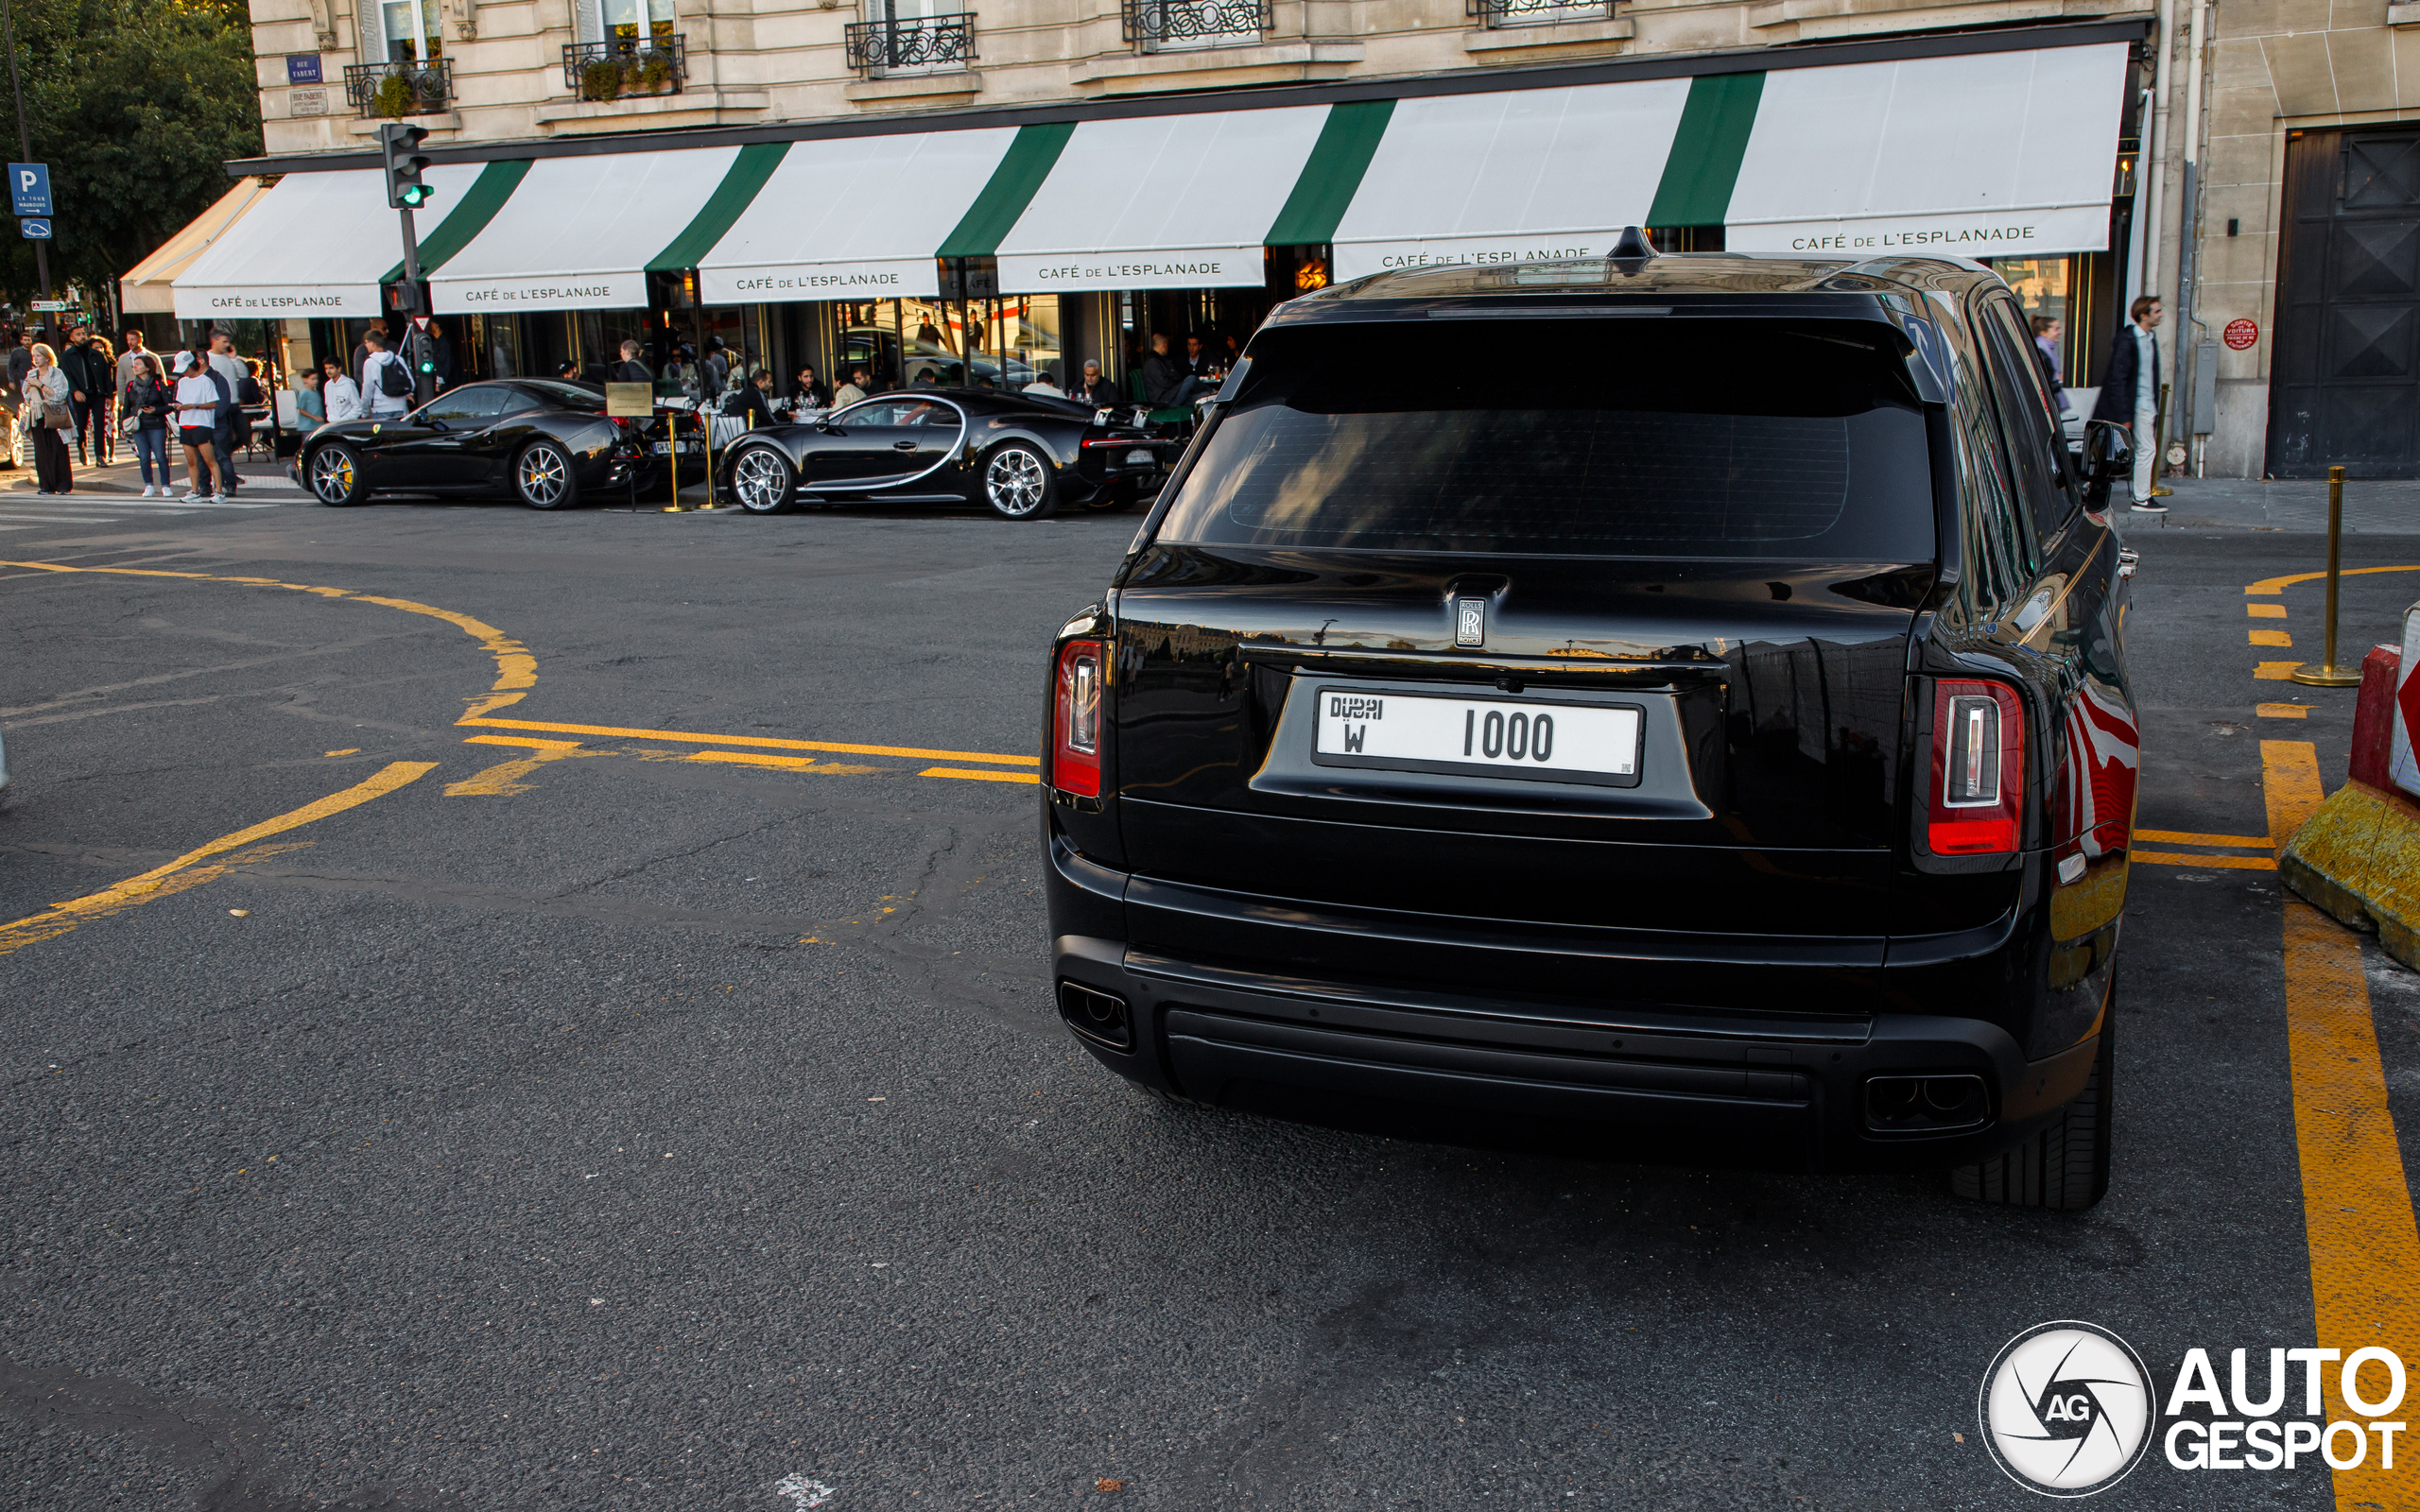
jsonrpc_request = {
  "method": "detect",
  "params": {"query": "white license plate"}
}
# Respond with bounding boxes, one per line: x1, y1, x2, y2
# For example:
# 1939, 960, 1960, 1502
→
650, 441, 700, 455
1124, 448, 1154, 464
1313, 687, 1642, 785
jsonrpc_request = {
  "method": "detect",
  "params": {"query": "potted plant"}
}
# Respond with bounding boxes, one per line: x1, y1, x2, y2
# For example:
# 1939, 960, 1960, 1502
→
581, 57, 624, 99
374, 70, 416, 117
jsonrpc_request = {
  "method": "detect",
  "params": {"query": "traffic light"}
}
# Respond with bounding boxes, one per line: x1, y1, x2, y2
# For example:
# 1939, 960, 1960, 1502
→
379, 122, 435, 211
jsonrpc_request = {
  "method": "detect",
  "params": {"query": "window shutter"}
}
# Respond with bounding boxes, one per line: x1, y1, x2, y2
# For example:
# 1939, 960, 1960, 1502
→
356, 0, 388, 60
574, 0, 601, 43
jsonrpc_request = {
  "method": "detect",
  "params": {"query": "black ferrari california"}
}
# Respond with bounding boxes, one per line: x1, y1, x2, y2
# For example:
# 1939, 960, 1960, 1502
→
718, 389, 1176, 521
297, 379, 677, 509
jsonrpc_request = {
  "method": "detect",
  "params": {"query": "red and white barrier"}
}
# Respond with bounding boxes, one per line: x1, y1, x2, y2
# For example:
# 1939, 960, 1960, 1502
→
2390, 602, 2420, 799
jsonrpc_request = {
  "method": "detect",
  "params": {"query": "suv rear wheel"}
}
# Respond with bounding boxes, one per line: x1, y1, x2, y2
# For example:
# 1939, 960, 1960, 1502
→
1950, 986, 2114, 1211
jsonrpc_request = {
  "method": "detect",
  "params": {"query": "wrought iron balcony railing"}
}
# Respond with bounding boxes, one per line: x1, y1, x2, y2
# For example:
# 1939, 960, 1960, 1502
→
343, 59, 454, 119
562, 34, 688, 101
844, 14, 977, 74
1119, 0, 1270, 48
1465, 0, 1613, 24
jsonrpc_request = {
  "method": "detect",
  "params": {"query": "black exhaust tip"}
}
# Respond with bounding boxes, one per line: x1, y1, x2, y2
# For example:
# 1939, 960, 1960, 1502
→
1863, 1074, 1988, 1134
1056, 980, 1132, 1052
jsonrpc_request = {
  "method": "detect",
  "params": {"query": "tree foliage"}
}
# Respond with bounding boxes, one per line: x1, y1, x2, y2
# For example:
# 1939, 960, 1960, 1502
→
0, 0, 260, 301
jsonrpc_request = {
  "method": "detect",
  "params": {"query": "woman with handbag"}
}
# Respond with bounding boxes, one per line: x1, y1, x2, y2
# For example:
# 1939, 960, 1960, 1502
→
171, 344, 227, 501
22, 341, 74, 493
122, 352, 176, 497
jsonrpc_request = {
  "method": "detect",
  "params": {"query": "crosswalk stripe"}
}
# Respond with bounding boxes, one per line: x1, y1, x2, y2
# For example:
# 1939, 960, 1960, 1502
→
0, 512, 175, 524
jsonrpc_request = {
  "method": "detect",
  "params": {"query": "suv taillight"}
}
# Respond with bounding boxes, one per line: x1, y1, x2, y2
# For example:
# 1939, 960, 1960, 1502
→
1928, 679, 2023, 855
1053, 640, 1103, 798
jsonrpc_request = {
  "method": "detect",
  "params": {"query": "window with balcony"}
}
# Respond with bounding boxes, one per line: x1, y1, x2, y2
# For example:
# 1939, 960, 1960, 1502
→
348, 0, 452, 116
1466, 0, 1614, 25
1119, 0, 1270, 51
845, 0, 976, 77
566, 0, 685, 99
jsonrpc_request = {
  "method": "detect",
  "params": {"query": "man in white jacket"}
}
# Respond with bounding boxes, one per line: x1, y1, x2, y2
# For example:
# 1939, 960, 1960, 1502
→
320, 357, 362, 422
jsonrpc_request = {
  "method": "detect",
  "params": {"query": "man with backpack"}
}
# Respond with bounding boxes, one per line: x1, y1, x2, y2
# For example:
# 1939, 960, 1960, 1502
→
362, 330, 413, 421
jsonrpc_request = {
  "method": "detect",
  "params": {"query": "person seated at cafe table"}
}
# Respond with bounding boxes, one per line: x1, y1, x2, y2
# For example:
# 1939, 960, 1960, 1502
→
728, 367, 779, 431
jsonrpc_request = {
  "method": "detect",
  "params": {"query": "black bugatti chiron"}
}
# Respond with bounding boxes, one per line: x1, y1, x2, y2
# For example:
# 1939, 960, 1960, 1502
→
717, 388, 1176, 520
297, 378, 677, 509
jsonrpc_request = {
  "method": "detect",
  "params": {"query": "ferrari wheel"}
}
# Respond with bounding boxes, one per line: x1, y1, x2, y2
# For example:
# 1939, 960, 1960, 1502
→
730, 445, 796, 515
309, 443, 365, 507
514, 440, 579, 510
982, 441, 1057, 520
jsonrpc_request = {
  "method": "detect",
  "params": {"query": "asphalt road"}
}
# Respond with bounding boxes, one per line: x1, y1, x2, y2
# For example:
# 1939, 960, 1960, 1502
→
2, 479, 2417, 1511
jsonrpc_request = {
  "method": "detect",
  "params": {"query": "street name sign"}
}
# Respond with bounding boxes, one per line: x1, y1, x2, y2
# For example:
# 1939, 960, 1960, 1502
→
9, 163, 50, 218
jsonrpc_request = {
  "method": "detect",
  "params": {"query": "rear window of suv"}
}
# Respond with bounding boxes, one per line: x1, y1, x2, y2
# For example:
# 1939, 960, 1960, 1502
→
1155, 318, 1935, 559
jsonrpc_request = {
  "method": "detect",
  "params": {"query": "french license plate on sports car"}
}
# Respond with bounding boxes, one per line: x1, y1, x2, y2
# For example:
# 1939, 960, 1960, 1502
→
650, 441, 701, 455
1312, 687, 1644, 787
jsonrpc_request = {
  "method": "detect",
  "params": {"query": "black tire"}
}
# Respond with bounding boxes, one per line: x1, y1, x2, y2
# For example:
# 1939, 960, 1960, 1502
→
513, 439, 580, 510
727, 444, 797, 515
980, 440, 1058, 520
307, 442, 366, 507
1950, 987, 2114, 1211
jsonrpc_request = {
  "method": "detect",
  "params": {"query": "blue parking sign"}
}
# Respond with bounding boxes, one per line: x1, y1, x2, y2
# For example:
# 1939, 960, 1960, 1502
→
20, 218, 49, 239
9, 163, 49, 218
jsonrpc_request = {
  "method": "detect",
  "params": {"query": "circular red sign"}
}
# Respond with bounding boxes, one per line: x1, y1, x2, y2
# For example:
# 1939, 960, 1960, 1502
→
2224, 318, 2259, 351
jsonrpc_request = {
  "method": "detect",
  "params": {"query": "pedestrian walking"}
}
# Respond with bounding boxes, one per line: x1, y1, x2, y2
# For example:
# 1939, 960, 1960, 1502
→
320, 357, 362, 422
352, 319, 389, 390
117, 329, 159, 394
21, 341, 74, 493
424, 319, 458, 390
204, 332, 250, 493
2091, 295, 2166, 513
294, 367, 325, 430
62, 323, 112, 464
84, 335, 117, 464
122, 352, 177, 496
360, 331, 413, 421
7, 328, 32, 395
172, 342, 229, 501
2031, 316, 2070, 416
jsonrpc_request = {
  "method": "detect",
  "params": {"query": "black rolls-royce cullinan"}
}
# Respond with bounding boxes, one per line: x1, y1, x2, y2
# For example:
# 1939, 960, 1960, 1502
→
1044, 246, 2144, 1210
717, 389, 1176, 520
298, 379, 675, 509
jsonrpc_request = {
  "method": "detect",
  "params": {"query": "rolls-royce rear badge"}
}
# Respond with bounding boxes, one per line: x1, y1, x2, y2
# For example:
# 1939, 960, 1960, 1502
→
1455, 597, 1485, 648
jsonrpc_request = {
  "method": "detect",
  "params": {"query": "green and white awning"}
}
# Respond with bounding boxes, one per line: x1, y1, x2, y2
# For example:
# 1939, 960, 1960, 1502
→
427, 145, 785, 313
161, 36, 2128, 315
172, 164, 488, 318
698, 129, 1025, 301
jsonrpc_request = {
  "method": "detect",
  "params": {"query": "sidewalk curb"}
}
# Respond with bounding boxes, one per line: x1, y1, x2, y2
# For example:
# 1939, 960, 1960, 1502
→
2280, 637, 2420, 971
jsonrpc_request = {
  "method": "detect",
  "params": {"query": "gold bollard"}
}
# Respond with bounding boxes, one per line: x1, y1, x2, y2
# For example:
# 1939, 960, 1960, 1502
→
2290, 465, 2362, 686
662, 409, 688, 512
699, 409, 717, 509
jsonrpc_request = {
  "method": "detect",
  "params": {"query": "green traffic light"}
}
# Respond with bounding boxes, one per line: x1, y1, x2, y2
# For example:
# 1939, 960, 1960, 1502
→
400, 185, 432, 207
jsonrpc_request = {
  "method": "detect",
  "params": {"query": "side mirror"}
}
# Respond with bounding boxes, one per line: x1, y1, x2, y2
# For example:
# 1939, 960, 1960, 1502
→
2081, 419, 2134, 507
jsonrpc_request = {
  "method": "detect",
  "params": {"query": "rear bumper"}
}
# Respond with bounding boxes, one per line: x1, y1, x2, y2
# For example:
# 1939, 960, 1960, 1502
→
1046, 844, 2100, 1172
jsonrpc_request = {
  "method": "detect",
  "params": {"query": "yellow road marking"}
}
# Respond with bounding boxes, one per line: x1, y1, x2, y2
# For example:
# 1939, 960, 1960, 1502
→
2252, 628, 2294, 647
2137, 828, 2273, 849
2250, 603, 2289, 619
324, 747, 361, 756
920, 766, 1043, 785
446, 735, 583, 798
0, 561, 538, 719
2258, 662, 2304, 680
459, 715, 1037, 767
2247, 564, 2420, 596
2135, 850, 2278, 871
687, 750, 818, 771
2260, 703, 2312, 719
0, 763, 437, 957
2264, 739, 2420, 1505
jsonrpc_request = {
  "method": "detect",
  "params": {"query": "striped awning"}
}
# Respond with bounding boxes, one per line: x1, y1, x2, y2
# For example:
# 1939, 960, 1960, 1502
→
172, 164, 488, 318
150, 35, 2128, 315
427, 146, 785, 314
